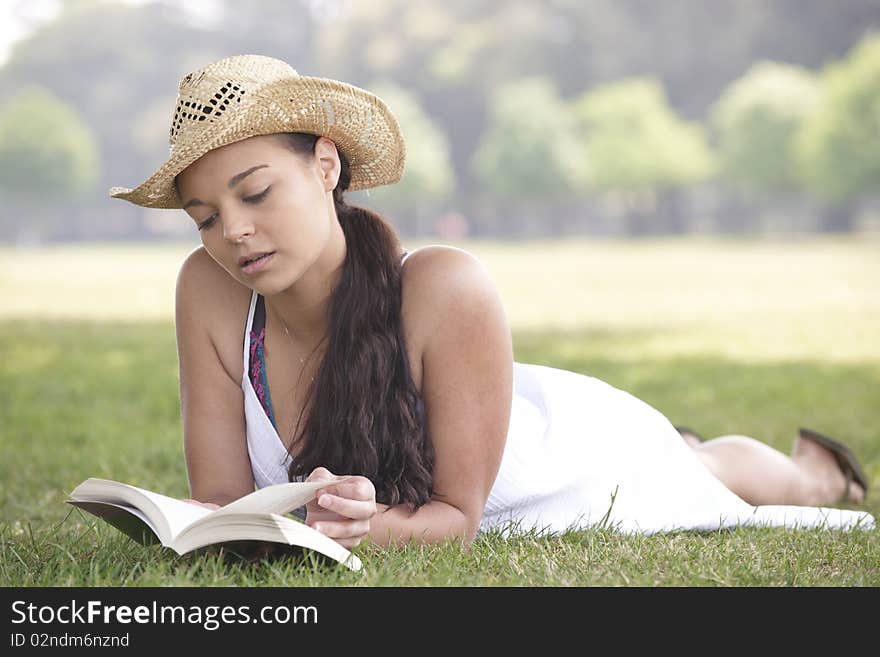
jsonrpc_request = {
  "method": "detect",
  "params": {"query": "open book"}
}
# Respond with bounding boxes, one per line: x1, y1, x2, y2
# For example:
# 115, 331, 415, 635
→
67, 478, 362, 571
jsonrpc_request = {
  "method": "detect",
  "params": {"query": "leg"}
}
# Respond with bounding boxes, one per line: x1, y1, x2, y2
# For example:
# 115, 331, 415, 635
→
690, 433, 865, 507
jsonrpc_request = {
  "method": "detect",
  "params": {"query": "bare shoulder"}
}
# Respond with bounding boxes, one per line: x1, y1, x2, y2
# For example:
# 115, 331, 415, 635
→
399, 244, 510, 382
402, 243, 492, 281
401, 244, 504, 320
175, 245, 253, 382
176, 245, 242, 297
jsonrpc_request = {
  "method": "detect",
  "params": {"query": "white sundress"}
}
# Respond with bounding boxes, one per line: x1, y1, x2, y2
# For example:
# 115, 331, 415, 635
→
240, 254, 876, 536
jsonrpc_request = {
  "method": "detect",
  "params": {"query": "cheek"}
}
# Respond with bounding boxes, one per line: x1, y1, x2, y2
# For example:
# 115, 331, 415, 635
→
278, 197, 331, 242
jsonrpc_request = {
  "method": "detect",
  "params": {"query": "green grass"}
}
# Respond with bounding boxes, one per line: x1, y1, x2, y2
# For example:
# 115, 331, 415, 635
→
1, 236, 879, 586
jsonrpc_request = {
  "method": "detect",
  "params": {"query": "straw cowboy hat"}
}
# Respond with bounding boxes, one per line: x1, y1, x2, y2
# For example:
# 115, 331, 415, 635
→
109, 54, 406, 209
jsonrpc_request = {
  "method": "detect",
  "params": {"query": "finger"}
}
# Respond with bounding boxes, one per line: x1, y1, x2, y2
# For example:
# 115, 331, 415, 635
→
317, 478, 375, 502
306, 467, 339, 483
317, 493, 376, 520
311, 518, 370, 541
305, 508, 349, 523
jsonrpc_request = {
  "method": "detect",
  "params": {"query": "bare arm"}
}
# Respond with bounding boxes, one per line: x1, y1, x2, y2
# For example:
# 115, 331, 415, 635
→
176, 247, 255, 506
307, 246, 513, 547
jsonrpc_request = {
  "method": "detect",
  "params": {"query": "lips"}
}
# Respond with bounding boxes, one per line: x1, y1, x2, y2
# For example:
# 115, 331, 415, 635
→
239, 251, 275, 276
238, 251, 274, 267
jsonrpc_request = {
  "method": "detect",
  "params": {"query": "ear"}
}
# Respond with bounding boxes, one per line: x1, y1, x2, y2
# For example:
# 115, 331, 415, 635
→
314, 136, 341, 192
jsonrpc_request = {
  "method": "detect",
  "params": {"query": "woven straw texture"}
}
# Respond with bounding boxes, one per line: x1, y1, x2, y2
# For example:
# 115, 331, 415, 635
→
109, 54, 406, 209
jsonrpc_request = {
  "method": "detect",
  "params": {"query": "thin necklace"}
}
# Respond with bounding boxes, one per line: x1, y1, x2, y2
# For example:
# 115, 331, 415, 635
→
278, 315, 306, 365
276, 312, 320, 384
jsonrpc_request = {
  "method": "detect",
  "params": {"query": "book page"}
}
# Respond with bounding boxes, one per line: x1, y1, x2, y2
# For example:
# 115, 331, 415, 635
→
211, 481, 329, 518
175, 512, 363, 571
69, 478, 212, 540
67, 500, 163, 546
131, 487, 214, 536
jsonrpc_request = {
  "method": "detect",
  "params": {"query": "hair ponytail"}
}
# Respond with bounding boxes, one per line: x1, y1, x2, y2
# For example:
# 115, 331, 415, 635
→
278, 133, 434, 508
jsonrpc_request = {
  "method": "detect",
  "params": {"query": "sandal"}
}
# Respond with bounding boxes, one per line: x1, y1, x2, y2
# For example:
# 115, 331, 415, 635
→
674, 426, 705, 443
799, 427, 870, 498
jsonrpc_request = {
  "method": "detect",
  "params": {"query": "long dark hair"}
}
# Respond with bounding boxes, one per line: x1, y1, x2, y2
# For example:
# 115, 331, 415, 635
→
277, 132, 434, 509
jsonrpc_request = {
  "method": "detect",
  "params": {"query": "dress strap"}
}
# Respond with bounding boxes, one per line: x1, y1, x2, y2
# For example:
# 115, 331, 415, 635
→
248, 294, 277, 430
242, 290, 259, 380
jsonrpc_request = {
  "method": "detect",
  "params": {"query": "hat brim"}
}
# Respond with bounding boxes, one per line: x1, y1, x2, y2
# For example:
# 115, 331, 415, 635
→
109, 76, 406, 209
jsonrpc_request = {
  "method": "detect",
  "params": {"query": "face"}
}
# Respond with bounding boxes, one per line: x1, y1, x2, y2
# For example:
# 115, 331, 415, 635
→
175, 134, 341, 293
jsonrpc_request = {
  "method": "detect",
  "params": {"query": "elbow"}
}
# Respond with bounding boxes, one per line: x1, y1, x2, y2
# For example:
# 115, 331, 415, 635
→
435, 490, 487, 547
465, 507, 484, 541
460, 527, 479, 548
456, 503, 484, 547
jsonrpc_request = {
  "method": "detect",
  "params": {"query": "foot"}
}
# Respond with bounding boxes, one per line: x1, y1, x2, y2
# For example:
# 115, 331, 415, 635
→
792, 435, 867, 505
674, 426, 704, 450
680, 431, 703, 450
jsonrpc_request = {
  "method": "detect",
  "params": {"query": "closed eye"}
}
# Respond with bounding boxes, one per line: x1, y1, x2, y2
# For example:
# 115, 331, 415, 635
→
244, 186, 271, 205
197, 186, 271, 231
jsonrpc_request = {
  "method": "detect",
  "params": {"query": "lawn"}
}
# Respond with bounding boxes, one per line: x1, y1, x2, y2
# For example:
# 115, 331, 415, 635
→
1, 235, 878, 586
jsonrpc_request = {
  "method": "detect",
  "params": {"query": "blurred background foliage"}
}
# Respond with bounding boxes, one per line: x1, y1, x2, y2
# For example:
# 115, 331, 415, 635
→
0, 0, 878, 243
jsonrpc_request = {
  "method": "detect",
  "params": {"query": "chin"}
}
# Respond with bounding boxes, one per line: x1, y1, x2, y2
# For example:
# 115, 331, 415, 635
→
252, 275, 304, 297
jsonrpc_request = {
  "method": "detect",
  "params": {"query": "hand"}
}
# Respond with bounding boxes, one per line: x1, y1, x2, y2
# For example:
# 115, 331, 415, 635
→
305, 467, 377, 549
181, 498, 221, 511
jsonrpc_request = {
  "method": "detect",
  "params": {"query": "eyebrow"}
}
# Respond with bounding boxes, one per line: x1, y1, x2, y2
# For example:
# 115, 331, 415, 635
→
182, 164, 270, 210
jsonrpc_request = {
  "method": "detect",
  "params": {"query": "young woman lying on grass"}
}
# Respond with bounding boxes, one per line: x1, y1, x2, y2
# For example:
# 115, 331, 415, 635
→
110, 55, 874, 551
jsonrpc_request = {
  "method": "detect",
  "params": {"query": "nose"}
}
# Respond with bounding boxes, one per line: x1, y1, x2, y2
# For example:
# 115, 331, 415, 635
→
222, 210, 255, 243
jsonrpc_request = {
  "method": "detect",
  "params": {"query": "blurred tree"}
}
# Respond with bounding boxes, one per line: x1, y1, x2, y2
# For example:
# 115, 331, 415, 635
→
211, 0, 318, 70
1, 0, 877, 240
549, 0, 880, 119
316, 0, 575, 206
571, 78, 715, 233
711, 62, 820, 197
0, 0, 221, 238
470, 76, 586, 234
0, 85, 99, 241
0, 0, 319, 240
472, 77, 585, 198
316, 0, 879, 235
796, 33, 880, 230
357, 80, 455, 236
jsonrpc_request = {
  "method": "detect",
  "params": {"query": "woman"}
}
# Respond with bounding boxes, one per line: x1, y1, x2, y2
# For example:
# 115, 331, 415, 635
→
110, 55, 874, 550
